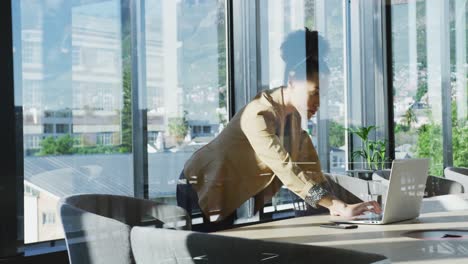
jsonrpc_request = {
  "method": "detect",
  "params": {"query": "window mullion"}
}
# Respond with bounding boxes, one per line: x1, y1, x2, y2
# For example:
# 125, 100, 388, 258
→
1, 0, 24, 257
129, 0, 149, 199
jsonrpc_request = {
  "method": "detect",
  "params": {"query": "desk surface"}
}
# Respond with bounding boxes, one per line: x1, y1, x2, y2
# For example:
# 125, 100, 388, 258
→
219, 195, 468, 264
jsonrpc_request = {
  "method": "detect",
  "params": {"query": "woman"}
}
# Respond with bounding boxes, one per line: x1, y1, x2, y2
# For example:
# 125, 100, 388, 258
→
177, 28, 381, 226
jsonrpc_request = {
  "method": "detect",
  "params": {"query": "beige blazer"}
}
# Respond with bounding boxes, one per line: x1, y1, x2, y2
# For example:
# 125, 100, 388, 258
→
183, 87, 326, 220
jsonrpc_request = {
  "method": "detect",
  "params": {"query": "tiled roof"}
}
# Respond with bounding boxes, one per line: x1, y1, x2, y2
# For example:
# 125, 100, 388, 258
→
24, 151, 192, 199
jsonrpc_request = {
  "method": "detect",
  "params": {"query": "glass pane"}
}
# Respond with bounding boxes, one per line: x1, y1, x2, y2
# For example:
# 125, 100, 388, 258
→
144, 0, 228, 222
13, 0, 132, 243
451, 0, 468, 168
318, 0, 347, 174
391, 0, 467, 176
257, 0, 346, 213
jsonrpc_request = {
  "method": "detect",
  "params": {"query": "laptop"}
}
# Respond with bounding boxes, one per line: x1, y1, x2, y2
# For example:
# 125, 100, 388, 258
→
331, 159, 430, 225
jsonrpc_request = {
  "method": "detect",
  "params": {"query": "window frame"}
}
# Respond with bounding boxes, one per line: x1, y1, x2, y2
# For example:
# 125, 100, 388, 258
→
1, 0, 23, 258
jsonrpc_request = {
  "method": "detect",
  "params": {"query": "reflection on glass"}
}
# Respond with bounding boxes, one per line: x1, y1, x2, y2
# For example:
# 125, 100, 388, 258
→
14, 0, 132, 243
257, 0, 346, 212
391, 0, 467, 175
144, 0, 228, 210
178, 28, 326, 226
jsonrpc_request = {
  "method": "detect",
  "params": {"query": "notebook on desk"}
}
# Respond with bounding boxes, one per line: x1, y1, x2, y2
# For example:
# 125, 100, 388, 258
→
331, 159, 430, 225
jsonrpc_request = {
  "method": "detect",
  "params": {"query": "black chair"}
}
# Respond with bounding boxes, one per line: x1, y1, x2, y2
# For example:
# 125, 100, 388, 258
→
424, 175, 464, 197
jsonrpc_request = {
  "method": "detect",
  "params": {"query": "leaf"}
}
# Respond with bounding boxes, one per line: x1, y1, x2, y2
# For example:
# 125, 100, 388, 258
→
347, 125, 378, 141
352, 150, 366, 161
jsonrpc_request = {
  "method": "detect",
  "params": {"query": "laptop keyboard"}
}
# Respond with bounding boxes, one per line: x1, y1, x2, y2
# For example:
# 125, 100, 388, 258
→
354, 212, 383, 221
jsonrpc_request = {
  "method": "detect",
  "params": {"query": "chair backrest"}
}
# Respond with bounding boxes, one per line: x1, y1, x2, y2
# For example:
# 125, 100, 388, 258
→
372, 169, 391, 181
59, 194, 191, 264
445, 167, 468, 176
373, 170, 464, 197
444, 167, 468, 191
326, 173, 369, 204
425, 175, 464, 197
130, 227, 389, 264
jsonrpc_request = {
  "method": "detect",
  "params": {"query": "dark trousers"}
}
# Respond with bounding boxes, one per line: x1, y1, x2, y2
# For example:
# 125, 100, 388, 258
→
176, 171, 236, 231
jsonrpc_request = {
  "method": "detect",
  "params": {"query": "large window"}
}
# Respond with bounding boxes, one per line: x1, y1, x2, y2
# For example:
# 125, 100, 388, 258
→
391, 0, 467, 176
143, 0, 228, 220
14, 0, 132, 244
13, 0, 229, 243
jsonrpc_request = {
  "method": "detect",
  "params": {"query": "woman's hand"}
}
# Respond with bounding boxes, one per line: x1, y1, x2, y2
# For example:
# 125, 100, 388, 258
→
318, 196, 382, 218
329, 200, 382, 218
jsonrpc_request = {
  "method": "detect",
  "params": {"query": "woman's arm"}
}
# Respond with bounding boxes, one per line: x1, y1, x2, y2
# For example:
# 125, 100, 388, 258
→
296, 126, 382, 216
241, 107, 381, 217
241, 109, 321, 199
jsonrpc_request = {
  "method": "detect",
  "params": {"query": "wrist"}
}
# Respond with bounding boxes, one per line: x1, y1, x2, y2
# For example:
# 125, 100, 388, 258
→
330, 199, 347, 214
319, 196, 347, 213
304, 184, 330, 208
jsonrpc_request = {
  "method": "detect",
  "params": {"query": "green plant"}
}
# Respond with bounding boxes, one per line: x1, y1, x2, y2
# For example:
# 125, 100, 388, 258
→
403, 108, 418, 128
120, 67, 132, 153
348, 125, 388, 170
168, 113, 189, 145
415, 102, 468, 176
38, 135, 75, 156
451, 101, 468, 169
416, 124, 443, 176
329, 121, 345, 148
38, 136, 58, 156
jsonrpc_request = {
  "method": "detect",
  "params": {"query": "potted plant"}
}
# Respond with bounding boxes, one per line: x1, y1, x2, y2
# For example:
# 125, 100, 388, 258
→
347, 125, 388, 179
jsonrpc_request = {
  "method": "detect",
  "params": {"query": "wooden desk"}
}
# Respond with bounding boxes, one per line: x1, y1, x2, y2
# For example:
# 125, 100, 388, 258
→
219, 195, 468, 264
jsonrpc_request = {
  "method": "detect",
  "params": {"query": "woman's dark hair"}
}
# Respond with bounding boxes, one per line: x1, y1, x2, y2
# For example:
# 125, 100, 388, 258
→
280, 28, 329, 83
